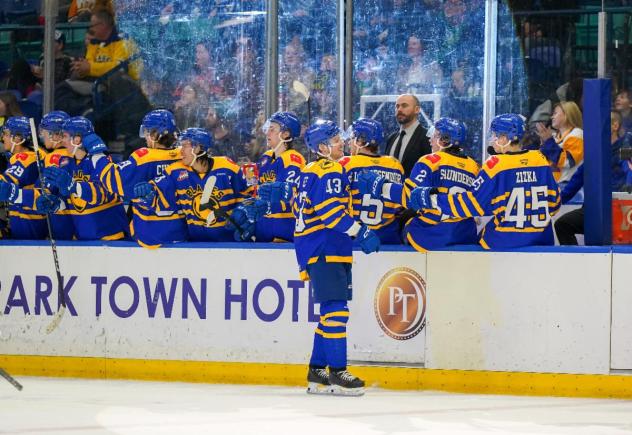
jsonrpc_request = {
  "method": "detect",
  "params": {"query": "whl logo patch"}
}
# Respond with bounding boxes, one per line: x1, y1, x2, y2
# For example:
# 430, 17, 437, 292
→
374, 267, 426, 340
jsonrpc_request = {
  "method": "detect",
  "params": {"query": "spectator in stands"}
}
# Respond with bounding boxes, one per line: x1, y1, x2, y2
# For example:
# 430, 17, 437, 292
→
173, 84, 207, 130
538, 101, 583, 187
6, 59, 40, 98
279, 37, 315, 118
554, 110, 628, 245
0, 91, 24, 128
614, 88, 632, 134
188, 43, 225, 100
32, 30, 72, 85
70, 8, 140, 81
396, 35, 443, 94
68, 0, 112, 22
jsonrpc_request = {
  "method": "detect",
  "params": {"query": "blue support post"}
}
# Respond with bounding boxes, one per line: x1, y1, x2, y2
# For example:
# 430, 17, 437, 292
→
583, 78, 612, 245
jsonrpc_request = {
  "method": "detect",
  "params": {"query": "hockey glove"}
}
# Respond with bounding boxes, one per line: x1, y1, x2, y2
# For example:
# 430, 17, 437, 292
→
36, 193, 62, 213
357, 171, 386, 199
0, 181, 19, 202
43, 166, 76, 197
409, 186, 437, 211
234, 219, 256, 242
357, 224, 380, 254
228, 205, 249, 231
258, 181, 293, 204
133, 182, 156, 204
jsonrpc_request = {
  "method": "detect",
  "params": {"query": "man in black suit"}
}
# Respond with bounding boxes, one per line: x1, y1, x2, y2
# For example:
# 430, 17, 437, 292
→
385, 94, 431, 177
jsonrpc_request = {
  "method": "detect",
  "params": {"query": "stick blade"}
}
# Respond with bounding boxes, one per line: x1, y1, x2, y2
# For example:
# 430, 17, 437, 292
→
292, 80, 310, 101
45, 306, 66, 334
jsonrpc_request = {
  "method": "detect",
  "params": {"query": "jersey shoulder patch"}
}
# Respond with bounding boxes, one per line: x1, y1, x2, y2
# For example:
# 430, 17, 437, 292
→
289, 151, 305, 165
424, 153, 441, 164
47, 153, 62, 166
486, 156, 500, 170
133, 148, 149, 158
338, 156, 351, 166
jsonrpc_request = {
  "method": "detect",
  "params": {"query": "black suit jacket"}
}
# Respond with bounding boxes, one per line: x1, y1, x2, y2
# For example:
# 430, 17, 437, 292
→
385, 123, 431, 177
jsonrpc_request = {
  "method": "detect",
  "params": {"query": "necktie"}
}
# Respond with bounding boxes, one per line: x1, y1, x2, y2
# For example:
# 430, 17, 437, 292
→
393, 130, 406, 160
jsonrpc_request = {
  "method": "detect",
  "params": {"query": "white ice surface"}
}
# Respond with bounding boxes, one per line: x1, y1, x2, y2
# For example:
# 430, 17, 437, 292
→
2, 377, 632, 435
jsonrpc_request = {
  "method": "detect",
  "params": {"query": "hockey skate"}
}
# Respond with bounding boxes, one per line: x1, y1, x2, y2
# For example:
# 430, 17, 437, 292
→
327, 369, 365, 396
306, 367, 331, 394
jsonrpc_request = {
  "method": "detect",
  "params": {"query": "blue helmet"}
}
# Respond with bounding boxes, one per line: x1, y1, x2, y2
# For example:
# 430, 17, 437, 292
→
267, 111, 301, 140
63, 116, 94, 138
140, 109, 177, 138
304, 119, 341, 153
81, 133, 107, 154
490, 114, 525, 142
350, 118, 384, 150
180, 128, 213, 154
40, 111, 70, 133
3, 116, 31, 140
434, 117, 467, 146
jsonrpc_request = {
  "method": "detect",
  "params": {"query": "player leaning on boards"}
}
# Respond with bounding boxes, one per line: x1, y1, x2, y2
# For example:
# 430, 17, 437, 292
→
338, 118, 405, 245
229, 111, 306, 242
133, 128, 253, 241
9, 112, 77, 240
261, 119, 380, 396
0, 116, 48, 239
409, 114, 561, 249
98, 109, 186, 248
359, 117, 480, 251
37, 117, 129, 240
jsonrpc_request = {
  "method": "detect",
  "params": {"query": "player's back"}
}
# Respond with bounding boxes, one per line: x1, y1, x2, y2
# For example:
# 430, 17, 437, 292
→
404, 150, 479, 251
477, 150, 560, 249
340, 154, 403, 244
293, 159, 354, 279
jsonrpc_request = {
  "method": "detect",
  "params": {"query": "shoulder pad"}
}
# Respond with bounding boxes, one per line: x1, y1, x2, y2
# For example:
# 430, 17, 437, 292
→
213, 156, 240, 172
166, 161, 188, 174
318, 159, 341, 173
133, 148, 149, 158
485, 156, 500, 169
338, 156, 351, 166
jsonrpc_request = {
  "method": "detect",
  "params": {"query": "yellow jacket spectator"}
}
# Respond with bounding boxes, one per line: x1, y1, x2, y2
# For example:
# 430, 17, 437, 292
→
71, 9, 141, 81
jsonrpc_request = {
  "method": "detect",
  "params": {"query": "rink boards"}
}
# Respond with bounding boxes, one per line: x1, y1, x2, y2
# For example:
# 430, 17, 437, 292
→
1, 241, 632, 398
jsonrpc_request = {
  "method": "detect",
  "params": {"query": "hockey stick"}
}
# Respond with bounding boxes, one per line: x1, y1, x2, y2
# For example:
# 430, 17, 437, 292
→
29, 118, 66, 334
199, 175, 255, 241
0, 367, 23, 391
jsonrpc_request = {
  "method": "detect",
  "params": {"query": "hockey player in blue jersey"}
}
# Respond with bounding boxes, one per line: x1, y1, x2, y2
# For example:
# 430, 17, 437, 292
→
98, 109, 186, 247
0, 116, 47, 239
288, 119, 380, 396
37, 117, 129, 240
337, 118, 404, 244
231, 111, 306, 242
409, 114, 561, 249
359, 117, 480, 251
133, 128, 252, 242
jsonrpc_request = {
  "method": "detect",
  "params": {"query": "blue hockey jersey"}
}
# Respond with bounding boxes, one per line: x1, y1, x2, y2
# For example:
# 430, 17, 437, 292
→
98, 147, 186, 247
255, 148, 305, 242
142, 157, 252, 241
293, 159, 358, 280
19, 148, 75, 240
403, 151, 479, 251
434, 150, 561, 249
50, 153, 129, 240
0, 151, 47, 239
339, 154, 404, 244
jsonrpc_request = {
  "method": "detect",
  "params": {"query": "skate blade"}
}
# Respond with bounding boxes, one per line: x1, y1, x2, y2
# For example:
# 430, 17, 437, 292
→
306, 382, 331, 395
328, 385, 365, 397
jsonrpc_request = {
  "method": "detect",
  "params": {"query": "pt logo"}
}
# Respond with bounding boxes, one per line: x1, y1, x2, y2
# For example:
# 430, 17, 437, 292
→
620, 205, 632, 231
374, 267, 426, 340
